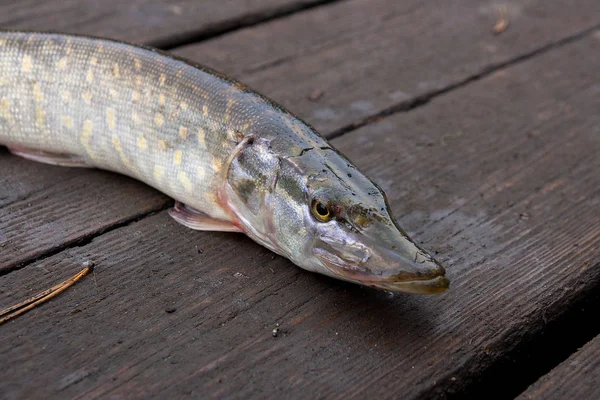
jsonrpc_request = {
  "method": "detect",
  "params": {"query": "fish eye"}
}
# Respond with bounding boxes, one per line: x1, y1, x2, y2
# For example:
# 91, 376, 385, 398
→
311, 199, 332, 222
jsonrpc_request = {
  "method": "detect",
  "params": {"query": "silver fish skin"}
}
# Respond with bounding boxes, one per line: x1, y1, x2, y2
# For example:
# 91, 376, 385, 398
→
0, 32, 449, 294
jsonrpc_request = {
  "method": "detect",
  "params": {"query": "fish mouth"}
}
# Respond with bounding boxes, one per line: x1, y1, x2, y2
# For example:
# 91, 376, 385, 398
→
362, 274, 450, 294
313, 243, 450, 294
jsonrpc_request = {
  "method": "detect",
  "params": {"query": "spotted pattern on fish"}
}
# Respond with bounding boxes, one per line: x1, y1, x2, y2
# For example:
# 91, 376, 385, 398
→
0, 31, 449, 294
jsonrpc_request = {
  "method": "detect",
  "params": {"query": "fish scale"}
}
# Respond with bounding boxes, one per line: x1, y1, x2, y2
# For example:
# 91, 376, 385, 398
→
0, 31, 449, 294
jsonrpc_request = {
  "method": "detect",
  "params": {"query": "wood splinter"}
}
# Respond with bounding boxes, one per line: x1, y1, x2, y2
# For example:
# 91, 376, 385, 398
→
0, 261, 94, 325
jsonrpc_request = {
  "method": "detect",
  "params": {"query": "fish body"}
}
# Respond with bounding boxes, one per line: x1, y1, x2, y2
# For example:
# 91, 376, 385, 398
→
0, 32, 449, 294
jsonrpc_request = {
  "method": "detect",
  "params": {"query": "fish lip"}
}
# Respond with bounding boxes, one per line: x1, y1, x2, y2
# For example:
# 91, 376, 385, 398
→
364, 275, 450, 294
314, 247, 449, 294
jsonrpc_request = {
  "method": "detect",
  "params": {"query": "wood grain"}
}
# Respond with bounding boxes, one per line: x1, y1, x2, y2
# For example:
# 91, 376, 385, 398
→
174, 0, 600, 134
0, 0, 337, 47
516, 336, 600, 400
1, 28, 599, 399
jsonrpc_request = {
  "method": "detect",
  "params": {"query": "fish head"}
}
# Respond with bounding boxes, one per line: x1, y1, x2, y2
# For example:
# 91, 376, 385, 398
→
225, 134, 448, 294
269, 148, 448, 294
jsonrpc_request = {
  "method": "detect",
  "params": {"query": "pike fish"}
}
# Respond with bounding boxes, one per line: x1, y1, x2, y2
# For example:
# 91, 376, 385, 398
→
0, 32, 449, 294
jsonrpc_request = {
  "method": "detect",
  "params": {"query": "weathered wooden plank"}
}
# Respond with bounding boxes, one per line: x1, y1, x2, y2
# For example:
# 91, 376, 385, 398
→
517, 336, 600, 400
174, 0, 600, 134
0, 0, 336, 47
1, 29, 599, 399
0, 168, 170, 273
2, 0, 599, 275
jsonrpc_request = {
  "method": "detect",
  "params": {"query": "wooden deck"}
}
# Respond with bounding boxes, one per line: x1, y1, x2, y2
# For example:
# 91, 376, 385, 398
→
1, 1, 599, 398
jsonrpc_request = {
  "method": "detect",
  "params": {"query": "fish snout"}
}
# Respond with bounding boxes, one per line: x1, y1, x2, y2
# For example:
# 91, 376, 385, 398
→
313, 235, 449, 294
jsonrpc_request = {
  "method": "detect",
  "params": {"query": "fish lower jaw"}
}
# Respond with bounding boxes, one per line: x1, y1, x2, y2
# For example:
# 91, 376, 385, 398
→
318, 261, 450, 294
366, 275, 450, 294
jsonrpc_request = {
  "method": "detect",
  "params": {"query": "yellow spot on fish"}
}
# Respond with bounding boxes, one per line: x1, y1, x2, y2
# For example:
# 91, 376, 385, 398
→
153, 165, 165, 181
225, 99, 234, 122
22, 55, 32, 73
134, 59, 142, 71
106, 107, 117, 131
86, 69, 94, 83
35, 107, 45, 127
179, 126, 188, 139
61, 116, 74, 129
159, 94, 166, 106
180, 102, 188, 111
0, 98, 12, 122
81, 119, 93, 141
158, 139, 168, 150
178, 171, 192, 192
132, 111, 142, 126
97, 44, 104, 54
33, 82, 43, 103
135, 75, 142, 86
159, 73, 166, 87
0, 39, 6, 46
0, 76, 7, 86
80, 120, 95, 160
90, 57, 98, 66
137, 135, 148, 150
154, 113, 165, 127
60, 90, 72, 102
212, 157, 222, 173
112, 135, 122, 150
202, 105, 208, 116
82, 91, 93, 105
113, 63, 121, 78
196, 166, 205, 180
197, 128, 206, 146
173, 150, 182, 165
132, 90, 140, 102
109, 88, 119, 99
33, 82, 45, 127
57, 57, 68, 70
112, 134, 137, 172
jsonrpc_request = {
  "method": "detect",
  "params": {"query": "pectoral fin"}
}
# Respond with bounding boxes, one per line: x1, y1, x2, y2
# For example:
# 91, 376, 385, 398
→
8, 146, 91, 168
168, 201, 241, 232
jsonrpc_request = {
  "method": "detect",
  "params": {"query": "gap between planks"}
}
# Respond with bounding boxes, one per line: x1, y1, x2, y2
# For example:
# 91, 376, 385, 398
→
423, 274, 600, 400
0, 201, 173, 277
153, 0, 351, 49
327, 22, 600, 140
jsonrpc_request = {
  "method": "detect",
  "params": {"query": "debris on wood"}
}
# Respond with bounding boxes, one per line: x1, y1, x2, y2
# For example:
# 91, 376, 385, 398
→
308, 89, 324, 101
493, 5, 509, 34
0, 261, 94, 324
